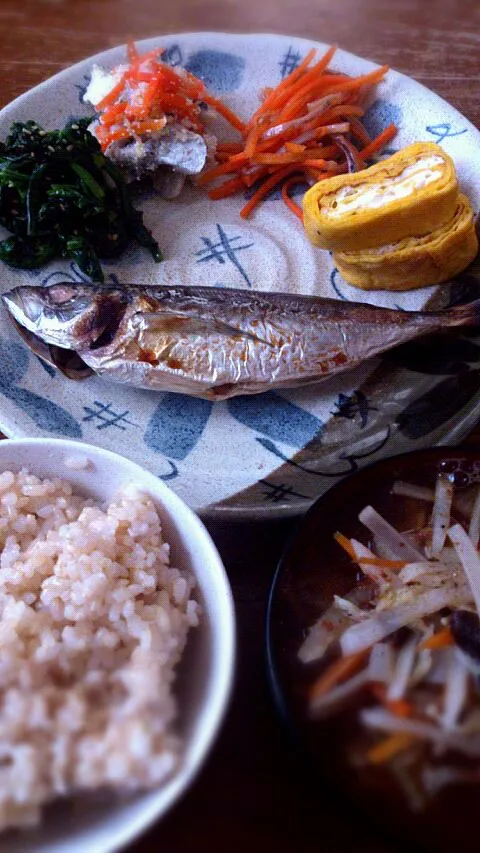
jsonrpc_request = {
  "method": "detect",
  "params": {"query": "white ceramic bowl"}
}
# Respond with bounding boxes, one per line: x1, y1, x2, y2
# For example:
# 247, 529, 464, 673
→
0, 438, 235, 853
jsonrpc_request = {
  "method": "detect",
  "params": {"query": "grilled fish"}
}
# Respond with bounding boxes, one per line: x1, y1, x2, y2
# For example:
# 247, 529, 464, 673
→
3, 282, 480, 400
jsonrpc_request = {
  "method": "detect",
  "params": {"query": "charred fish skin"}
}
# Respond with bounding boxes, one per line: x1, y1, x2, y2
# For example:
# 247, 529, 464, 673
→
3, 283, 480, 400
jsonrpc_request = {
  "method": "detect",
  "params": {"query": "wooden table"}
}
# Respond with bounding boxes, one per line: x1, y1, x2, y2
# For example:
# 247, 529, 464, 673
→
0, 1, 479, 850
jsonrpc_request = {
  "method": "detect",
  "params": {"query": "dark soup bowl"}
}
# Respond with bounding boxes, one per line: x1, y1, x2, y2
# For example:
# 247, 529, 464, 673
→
267, 447, 480, 853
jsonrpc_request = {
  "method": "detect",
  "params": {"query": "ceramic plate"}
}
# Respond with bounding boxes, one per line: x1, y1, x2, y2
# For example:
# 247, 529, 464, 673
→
0, 32, 479, 519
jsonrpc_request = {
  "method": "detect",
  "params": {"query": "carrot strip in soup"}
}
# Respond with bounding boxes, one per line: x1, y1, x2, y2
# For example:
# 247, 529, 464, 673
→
418, 628, 454, 651
367, 733, 416, 765
309, 650, 368, 701
334, 532, 358, 561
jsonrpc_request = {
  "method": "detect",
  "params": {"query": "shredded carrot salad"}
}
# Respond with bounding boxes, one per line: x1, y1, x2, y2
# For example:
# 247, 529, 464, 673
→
93, 41, 245, 151
93, 42, 397, 220
198, 45, 397, 219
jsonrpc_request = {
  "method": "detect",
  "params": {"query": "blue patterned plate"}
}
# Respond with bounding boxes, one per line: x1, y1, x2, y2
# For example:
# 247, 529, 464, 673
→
0, 33, 479, 519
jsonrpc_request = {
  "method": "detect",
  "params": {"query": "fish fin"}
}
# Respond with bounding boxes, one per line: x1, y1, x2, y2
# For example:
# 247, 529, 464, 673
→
132, 311, 272, 345
48, 347, 94, 381
8, 320, 92, 380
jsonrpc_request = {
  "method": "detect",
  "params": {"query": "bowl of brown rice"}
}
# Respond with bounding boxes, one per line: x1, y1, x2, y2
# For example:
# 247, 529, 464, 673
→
0, 437, 235, 853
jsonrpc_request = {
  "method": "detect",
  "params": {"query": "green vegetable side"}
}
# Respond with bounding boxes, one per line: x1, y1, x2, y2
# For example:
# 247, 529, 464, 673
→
0, 118, 162, 281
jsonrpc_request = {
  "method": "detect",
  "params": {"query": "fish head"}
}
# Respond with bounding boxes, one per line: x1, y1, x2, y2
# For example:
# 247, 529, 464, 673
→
2, 283, 128, 351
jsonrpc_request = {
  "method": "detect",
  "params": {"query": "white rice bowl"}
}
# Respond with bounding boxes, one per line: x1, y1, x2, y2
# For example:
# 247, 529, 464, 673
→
0, 439, 234, 853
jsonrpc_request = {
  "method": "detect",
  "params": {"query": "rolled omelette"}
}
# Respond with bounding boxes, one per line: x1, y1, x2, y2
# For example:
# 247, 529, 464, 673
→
303, 142, 459, 252
333, 194, 478, 291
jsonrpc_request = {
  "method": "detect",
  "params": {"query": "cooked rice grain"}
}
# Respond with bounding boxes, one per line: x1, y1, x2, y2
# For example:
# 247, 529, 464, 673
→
0, 470, 199, 831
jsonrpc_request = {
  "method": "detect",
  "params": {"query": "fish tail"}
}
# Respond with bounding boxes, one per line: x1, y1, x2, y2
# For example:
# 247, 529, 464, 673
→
445, 297, 480, 329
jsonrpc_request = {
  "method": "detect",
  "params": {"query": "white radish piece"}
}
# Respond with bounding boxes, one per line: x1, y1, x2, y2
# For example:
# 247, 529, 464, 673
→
368, 642, 395, 684
359, 506, 424, 563
298, 604, 352, 664
392, 481, 435, 502
422, 764, 480, 796
424, 648, 453, 686
387, 636, 418, 701
341, 587, 456, 655
430, 474, 454, 558
333, 595, 368, 621
350, 538, 396, 585
468, 484, 480, 550
360, 707, 480, 757
441, 653, 469, 729
399, 561, 450, 584
309, 669, 369, 718
448, 523, 480, 616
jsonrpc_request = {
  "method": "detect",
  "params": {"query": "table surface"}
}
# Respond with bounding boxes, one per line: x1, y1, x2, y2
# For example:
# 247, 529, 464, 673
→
1, 1, 479, 850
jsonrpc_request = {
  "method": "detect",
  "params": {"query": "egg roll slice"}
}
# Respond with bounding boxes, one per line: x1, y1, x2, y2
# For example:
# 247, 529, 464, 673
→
303, 142, 459, 252
333, 193, 478, 292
